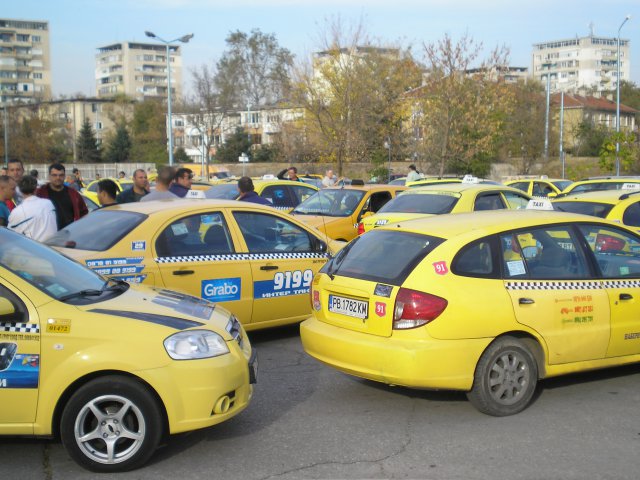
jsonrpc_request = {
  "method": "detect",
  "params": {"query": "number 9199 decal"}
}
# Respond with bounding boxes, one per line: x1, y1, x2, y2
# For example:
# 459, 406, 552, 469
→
254, 269, 314, 299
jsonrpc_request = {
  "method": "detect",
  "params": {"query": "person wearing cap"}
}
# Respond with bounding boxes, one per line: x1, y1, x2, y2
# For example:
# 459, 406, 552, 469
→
237, 176, 272, 205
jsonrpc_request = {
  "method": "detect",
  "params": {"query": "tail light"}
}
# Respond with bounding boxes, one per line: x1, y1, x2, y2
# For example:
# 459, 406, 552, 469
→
357, 222, 365, 235
393, 288, 447, 329
596, 234, 626, 252
311, 289, 321, 311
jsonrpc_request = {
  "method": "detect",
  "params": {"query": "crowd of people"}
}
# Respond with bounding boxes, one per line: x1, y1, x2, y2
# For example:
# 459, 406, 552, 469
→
1, 161, 340, 243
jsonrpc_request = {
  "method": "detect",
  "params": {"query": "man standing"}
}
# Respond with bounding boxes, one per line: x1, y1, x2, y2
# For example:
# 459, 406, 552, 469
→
96, 179, 119, 208
169, 167, 193, 198
0, 175, 14, 226
237, 176, 272, 205
141, 166, 178, 202
322, 169, 336, 188
9, 175, 57, 241
117, 169, 149, 203
36, 163, 89, 230
406, 164, 421, 183
7, 158, 24, 206
277, 166, 303, 182
72, 168, 85, 189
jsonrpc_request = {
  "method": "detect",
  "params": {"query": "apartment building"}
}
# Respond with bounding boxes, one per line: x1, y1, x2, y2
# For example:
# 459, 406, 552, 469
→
532, 34, 630, 93
95, 42, 183, 101
0, 18, 51, 104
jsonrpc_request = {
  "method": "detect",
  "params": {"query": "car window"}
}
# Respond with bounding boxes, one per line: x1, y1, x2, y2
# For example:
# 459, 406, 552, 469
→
552, 180, 572, 191
290, 184, 317, 204
508, 182, 529, 192
378, 192, 460, 214
46, 210, 147, 251
474, 193, 505, 211
622, 202, 640, 227
577, 224, 640, 278
156, 212, 233, 257
87, 182, 99, 193
553, 201, 613, 218
261, 185, 293, 209
367, 192, 393, 213
293, 189, 365, 217
502, 191, 530, 209
533, 182, 555, 197
500, 226, 589, 280
204, 184, 239, 200
233, 211, 313, 253
453, 239, 495, 277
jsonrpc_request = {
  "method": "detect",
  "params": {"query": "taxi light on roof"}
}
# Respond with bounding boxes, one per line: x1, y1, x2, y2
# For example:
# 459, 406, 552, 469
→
462, 175, 479, 184
621, 183, 640, 190
526, 199, 554, 211
393, 288, 447, 330
186, 190, 206, 199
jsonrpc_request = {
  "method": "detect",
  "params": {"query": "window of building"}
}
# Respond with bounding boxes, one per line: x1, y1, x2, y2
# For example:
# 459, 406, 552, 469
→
32, 35, 41, 43
33, 72, 42, 79
16, 34, 29, 42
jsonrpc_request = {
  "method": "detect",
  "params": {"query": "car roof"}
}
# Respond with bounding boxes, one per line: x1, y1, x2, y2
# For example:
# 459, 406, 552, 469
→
553, 189, 640, 204
96, 198, 277, 215
403, 183, 527, 194
324, 184, 406, 192
505, 178, 567, 183
376, 209, 603, 240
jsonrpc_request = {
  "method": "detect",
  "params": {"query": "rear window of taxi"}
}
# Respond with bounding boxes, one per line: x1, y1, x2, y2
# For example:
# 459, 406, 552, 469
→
46, 210, 147, 251
553, 201, 613, 218
321, 230, 444, 285
378, 191, 460, 215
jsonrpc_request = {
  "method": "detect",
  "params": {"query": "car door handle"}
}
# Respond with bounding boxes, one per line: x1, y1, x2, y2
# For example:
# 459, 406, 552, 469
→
173, 270, 195, 276
260, 265, 279, 271
619, 293, 633, 301
519, 298, 535, 305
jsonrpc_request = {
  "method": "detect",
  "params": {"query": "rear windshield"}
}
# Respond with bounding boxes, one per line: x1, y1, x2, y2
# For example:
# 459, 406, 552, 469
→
569, 181, 632, 193
553, 201, 613, 218
321, 230, 444, 285
293, 189, 365, 217
552, 180, 572, 191
378, 192, 460, 214
204, 184, 239, 200
46, 210, 146, 251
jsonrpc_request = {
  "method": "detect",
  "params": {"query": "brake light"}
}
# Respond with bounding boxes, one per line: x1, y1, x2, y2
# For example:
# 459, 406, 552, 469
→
393, 288, 447, 329
596, 234, 626, 252
357, 222, 365, 235
311, 289, 321, 311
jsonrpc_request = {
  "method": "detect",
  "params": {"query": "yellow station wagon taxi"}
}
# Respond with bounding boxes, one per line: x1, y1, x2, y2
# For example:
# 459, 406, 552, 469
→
47, 199, 343, 331
557, 177, 640, 197
0, 228, 255, 472
301, 209, 640, 416
358, 182, 531, 234
204, 179, 318, 212
291, 184, 407, 241
552, 188, 640, 232
505, 177, 572, 197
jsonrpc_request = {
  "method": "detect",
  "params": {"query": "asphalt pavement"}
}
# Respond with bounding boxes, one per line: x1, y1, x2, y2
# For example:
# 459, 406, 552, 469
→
2, 324, 640, 479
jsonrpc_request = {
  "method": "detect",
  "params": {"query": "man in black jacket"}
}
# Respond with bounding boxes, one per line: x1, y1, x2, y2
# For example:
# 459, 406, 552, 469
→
117, 169, 149, 203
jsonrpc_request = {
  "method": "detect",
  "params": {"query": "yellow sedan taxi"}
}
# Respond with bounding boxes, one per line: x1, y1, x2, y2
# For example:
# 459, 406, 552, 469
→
291, 184, 407, 241
301, 208, 640, 416
83, 178, 133, 204
558, 176, 640, 196
47, 199, 343, 331
0, 228, 255, 472
358, 182, 531, 234
505, 177, 572, 197
204, 179, 318, 212
553, 187, 640, 232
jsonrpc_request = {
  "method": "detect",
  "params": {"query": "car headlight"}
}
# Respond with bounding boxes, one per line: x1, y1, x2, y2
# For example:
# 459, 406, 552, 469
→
164, 330, 229, 360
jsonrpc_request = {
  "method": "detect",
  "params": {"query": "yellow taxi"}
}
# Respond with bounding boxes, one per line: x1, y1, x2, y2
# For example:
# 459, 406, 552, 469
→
405, 176, 463, 188
358, 182, 531, 234
83, 178, 133, 204
0, 228, 255, 472
204, 179, 318, 212
558, 176, 640, 196
47, 199, 343, 331
504, 177, 572, 197
301, 208, 640, 416
553, 187, 640, 232
291, 184, 407, 241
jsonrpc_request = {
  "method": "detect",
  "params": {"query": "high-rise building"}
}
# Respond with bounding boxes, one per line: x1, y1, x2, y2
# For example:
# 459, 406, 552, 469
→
0, 18, 51, 104
532, 33, 630, 93
95, 41, 183, 100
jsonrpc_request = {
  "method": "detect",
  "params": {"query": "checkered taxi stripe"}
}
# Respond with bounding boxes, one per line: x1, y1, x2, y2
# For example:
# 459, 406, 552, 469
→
155, 252, 329, 263
0, 322, 39, 333
506, 280, 640, 290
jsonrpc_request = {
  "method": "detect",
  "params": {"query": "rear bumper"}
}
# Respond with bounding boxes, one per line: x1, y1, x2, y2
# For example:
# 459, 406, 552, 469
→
300, 316, 492, 391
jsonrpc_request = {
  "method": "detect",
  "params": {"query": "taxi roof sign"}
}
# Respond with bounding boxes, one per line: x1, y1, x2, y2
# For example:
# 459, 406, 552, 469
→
186, 190, 206, 199
461, 175, 479, 184
526, 198, 554, 210
621, 183, 640, 190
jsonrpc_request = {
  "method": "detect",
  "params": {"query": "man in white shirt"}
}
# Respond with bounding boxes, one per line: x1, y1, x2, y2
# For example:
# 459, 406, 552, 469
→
8, 175, 57, 242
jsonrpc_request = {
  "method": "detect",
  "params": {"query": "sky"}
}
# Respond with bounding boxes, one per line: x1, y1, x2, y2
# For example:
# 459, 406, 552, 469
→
4, 0, 640, 97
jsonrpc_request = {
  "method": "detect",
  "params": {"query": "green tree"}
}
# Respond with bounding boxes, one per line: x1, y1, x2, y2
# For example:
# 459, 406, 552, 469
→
214, 127, 251, 164
252, 144, 281, 163
173, 146, 190, 163
131, 99, 167, 164
104, 123, 132, 163
599, 131, 639, 173
76, 118, 102, 162
573, 119, 609, 157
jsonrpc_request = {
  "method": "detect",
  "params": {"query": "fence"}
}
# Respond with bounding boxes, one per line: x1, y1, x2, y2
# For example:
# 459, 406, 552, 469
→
23, 163, 156, 183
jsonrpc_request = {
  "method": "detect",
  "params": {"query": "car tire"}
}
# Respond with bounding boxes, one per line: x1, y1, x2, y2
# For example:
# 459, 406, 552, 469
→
60, 375, 163, 472
467, 337, 538, 417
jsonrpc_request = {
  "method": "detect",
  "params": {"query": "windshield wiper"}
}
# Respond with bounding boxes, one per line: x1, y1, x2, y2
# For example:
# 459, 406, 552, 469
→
103, 278, 130, 293
58, 289, 104, 302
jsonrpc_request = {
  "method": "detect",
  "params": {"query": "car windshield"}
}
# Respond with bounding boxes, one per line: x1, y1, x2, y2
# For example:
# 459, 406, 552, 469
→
321, 229, 444, 285
46, 210, 146, 251
569, 181, 634, 193
552, 180, 572, 191
378, 192, 461, 214
0, 228, 121, 302
204, 184, 239, 200
293, 189, 365, 217
553, 201, 614, 218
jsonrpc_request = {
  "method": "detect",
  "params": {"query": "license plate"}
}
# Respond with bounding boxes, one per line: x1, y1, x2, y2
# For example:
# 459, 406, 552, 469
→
328, 294, 368, 319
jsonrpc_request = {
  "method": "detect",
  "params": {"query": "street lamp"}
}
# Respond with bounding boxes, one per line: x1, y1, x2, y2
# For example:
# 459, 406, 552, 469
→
2, 104, 8, 165
383, 137, 391, 182
542, 62, 554, 161
144, 30, 194, 166
616, 14, 631, 176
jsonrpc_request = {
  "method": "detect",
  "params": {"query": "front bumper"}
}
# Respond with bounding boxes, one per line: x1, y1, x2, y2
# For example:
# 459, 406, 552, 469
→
300, 316, 492, 391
